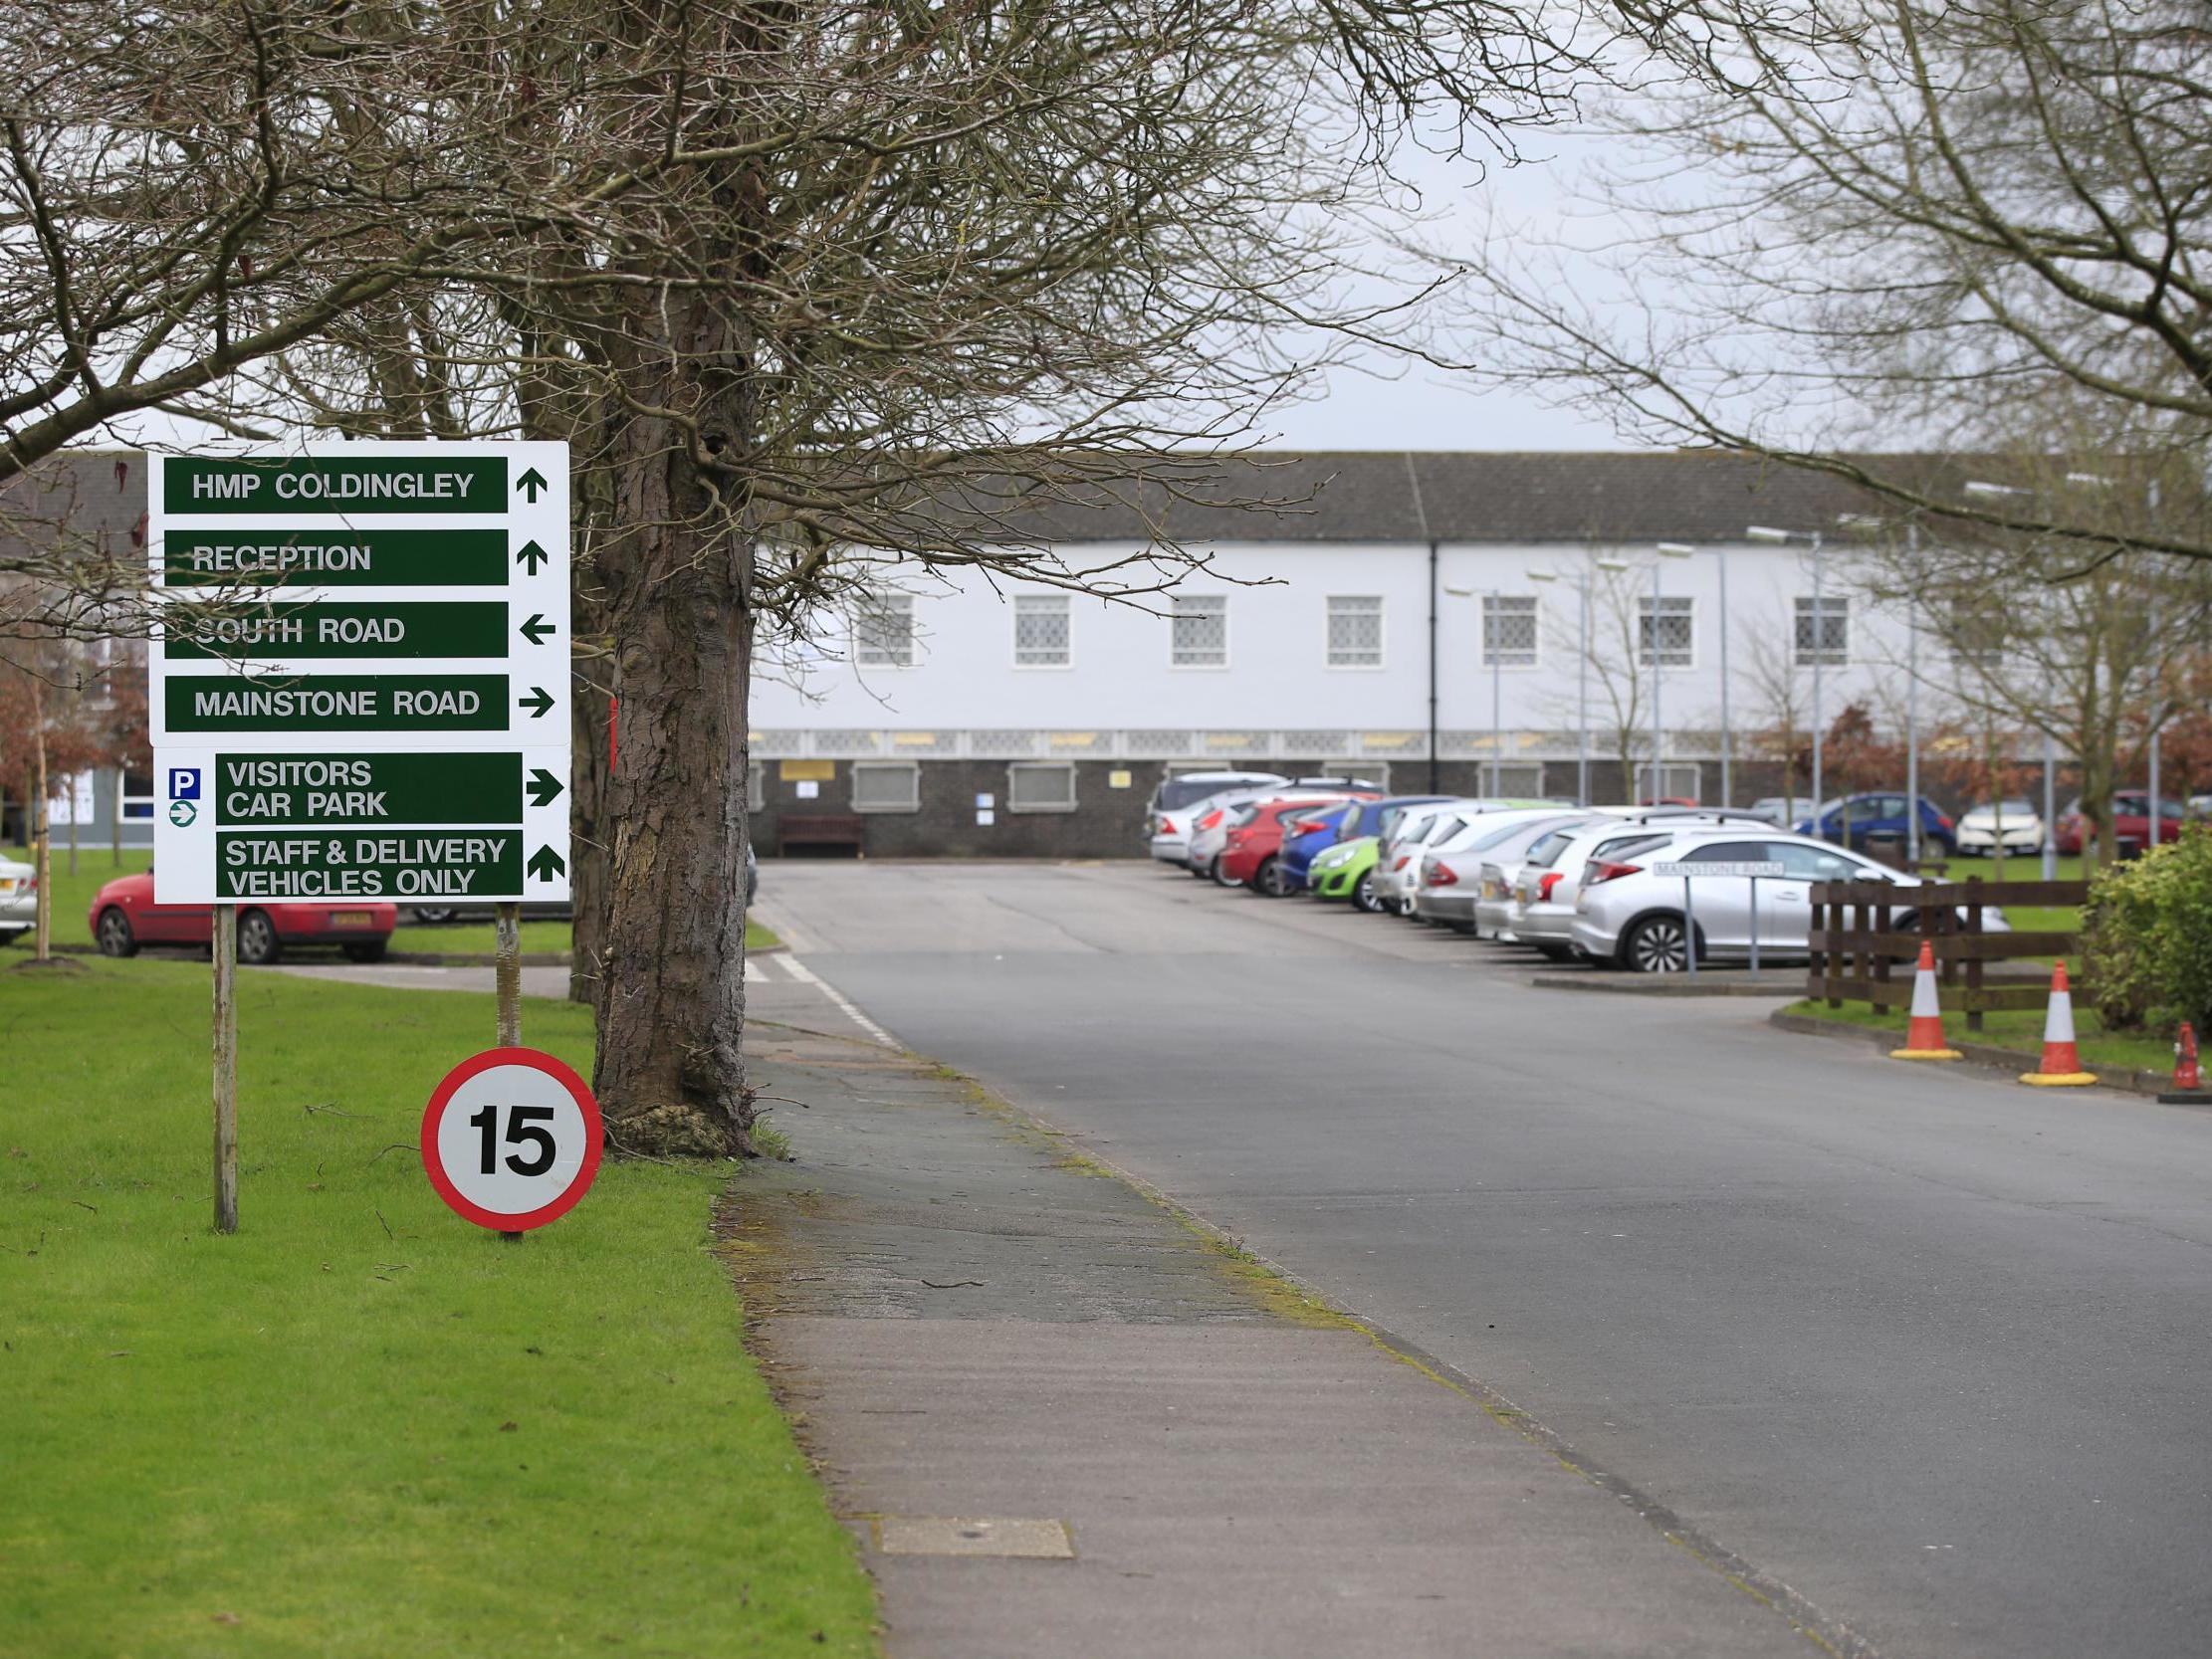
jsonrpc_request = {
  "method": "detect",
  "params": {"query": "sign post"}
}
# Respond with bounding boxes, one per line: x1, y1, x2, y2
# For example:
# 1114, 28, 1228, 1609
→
1651, 861, 1786, 979
148, 443, 571, 1230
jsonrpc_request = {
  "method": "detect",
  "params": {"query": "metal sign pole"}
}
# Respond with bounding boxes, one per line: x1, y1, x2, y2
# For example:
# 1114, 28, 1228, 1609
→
212, 904, 238, 1234
495, 901, 522, 1047
1748, 877, 1760, 977
1682, 875, 1697, 980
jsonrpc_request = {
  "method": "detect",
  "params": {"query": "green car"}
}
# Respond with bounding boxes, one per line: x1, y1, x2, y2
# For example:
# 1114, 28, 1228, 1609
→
1307, 835, 1387, 910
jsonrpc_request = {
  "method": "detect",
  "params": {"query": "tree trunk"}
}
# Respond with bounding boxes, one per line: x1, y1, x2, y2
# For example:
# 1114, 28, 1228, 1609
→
32, 690, 50, 962
591, 295, 757, 1159
568, 667, 612, 1008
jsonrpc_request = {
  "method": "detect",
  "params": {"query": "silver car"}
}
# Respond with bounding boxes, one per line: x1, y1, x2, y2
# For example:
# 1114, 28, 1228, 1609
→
1471, 813, 1596, 939
1412, 810, 1586, 933
1146, 771, 1286, 866
0, 855, 32, 944
1511, 809, 1774, 957
1569, 826, 2009, 971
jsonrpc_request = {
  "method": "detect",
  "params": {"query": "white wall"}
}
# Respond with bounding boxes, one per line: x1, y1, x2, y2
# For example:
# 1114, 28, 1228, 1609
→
749, 538, 1911, 753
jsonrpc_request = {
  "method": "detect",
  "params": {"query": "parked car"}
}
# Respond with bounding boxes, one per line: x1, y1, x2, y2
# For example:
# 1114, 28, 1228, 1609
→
1954, 799, 2046, 859
1376, 798, 1553, 916
88, 870, 397, 964
1793, 793, 1956, 857
1217, 796, 1362, 894
1410, 809, 1591, 931
1280, 794, 1453, 893
1146, 771, 1286, 866
1747, 796, 1816, 826
1510, 808, 1776, 957
2054, 791, 2186, 855
1471, 814, 1599, 940
1570, 827, 2009, 971
0, 855, 34, 945
1307, 834, 1383, 907
1191, 789, 1353, 882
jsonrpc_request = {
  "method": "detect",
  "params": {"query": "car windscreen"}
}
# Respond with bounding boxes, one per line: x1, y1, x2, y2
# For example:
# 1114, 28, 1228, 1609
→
1588, 832, 1669, 865
1980, 800, 2035, 816
1464, 814, 1573, 854
1522, 828, 1577, 868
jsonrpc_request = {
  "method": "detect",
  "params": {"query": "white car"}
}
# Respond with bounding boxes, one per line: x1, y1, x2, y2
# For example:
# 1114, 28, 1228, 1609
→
0, 856, 33, 945
1569, 825, 2010, 971
1510, 808, 1774, 957
1411, 809, 1586, 931
1470, 813, 1599, 939
1954, 799, 2046, 858
1369, 800, 1481, 914
1146, 771, 1286, 866
1155, 783, 1288, 872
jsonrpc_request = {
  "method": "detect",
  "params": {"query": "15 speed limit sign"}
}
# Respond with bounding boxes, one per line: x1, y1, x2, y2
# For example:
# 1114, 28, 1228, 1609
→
421, 1048, 602, 1231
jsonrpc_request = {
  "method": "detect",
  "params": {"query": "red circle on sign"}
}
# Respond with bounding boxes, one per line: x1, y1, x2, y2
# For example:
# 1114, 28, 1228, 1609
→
420, 1046, 603, 1231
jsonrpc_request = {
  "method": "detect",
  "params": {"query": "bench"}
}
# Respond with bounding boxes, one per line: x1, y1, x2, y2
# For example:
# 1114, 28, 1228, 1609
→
775, 813, 866, 857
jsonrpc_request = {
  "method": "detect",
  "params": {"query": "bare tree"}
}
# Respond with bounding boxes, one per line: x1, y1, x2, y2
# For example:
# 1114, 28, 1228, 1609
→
1454, 0, 2212, 562
1735, 607, 1811, 813
1537, 556, 1652, 802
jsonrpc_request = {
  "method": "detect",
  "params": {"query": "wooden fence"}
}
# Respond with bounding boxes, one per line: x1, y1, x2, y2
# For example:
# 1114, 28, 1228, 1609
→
1807, 878, 2088, 1031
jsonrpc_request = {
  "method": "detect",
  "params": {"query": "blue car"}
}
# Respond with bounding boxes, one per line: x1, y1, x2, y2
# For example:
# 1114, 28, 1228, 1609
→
1794, 793, 1956, 857
1280, 795, 1453, 892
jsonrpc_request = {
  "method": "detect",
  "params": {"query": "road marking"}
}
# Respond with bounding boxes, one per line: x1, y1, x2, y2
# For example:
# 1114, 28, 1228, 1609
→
778, 955, 900, 1048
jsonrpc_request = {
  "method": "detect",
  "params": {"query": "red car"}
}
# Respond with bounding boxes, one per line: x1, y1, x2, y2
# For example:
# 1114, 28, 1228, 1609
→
2053, 791, 2184, 856
1218, 796, 1365, 896
88, 871, 396, 964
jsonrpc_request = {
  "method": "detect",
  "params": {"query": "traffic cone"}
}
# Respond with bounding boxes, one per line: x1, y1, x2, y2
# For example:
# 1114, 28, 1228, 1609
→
2019, 960, 2098, 1087
2158, 1021, 2205, 1104
1890, 940, 1961, 1060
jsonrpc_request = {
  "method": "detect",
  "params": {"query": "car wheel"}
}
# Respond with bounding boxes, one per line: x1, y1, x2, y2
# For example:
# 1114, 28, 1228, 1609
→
411, 905, 459, 925
342, 939, 389, 963
1253, 856, 1289, 897
96, 908, 137, 957
1353, 871, 1386, 913
237, 909, 282, 965
1623, 915, 1692, 973
1211, 856, 1239, 888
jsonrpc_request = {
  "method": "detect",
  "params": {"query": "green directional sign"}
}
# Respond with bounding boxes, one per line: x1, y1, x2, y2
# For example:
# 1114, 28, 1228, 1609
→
163, 601, 509, 660
216, 830, 525, 901
162, 528, 509, 587
166, 456, 508, 516
166, 675, 508, 733
212, 752, 537, 825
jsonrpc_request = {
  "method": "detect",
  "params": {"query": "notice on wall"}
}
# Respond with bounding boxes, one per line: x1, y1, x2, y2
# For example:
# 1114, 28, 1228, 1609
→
977, 809, 996, 827
1108, 769, 1133, 790
795, 779, 820, 799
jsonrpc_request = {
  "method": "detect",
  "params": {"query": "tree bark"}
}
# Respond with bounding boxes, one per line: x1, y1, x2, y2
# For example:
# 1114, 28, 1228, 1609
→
591, 291, 757, 1158
567, 668, 613, 1009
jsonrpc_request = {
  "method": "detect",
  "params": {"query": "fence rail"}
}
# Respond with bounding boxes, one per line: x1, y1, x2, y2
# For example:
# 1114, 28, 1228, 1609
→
1808, 878, 2088, 1029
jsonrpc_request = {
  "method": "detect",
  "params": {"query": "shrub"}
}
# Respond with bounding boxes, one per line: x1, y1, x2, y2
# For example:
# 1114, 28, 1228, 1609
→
2083, 823, 2212, 1034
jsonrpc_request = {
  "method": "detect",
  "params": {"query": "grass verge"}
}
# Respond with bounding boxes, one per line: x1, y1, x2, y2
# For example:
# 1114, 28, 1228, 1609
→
1783, 995, 2172, 1074
0, 956, 876, 1657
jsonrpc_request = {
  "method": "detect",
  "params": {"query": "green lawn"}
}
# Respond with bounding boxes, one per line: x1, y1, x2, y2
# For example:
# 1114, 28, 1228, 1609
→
0, 956, 876, 1657
4, 846, 781, 955
1786, 996, 2172, 1075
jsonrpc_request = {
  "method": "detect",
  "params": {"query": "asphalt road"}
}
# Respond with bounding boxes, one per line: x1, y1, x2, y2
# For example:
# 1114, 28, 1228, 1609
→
761, 859, 2212, 1659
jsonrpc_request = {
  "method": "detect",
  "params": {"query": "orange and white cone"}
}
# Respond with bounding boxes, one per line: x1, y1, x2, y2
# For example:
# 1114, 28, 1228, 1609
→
2020, 959, 2098, 1087
2159, 1022, 2203, 1103
1890, 940, 1961, 1060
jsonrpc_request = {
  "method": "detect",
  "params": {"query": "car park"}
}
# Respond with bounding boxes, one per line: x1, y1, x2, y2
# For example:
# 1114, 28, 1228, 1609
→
1410, 808, 1586, 933
1470, 814, 1598, 939
1374, 798, 1551, 916
1190, 788, 1355, 881
1569, 826, 2009, 971
2054, 791, 2185, 855
1794, 793, 1957, 857
1280, 794, 1452, 893
88, 870, 397, 964
1954, 799, 2046, 859
0, 855, 34, 945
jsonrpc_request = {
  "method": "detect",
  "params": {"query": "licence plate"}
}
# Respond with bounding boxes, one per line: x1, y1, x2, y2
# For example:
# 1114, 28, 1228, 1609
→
330, 911, 374, 928
0, 878, 14, 895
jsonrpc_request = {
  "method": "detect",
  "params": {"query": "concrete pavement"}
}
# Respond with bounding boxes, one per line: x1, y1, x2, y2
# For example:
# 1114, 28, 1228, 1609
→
761, 859, 2212, 1659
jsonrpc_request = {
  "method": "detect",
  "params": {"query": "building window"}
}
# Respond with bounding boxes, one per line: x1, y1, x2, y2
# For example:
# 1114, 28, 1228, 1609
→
854, 593, 916, 667
748, 760, 766, 813
1639, 595, 1694, 667
1480, 761, 1544, 796
1794, 595, 1849, 666
1006, 760, 1078, 813
1326, 595, 1384, 668
120, 768, 153, 821
1171, 595, 1227, 668
1013, 594, 1071, 668
850, 760, 921, 813
1482, 595, 1539, 668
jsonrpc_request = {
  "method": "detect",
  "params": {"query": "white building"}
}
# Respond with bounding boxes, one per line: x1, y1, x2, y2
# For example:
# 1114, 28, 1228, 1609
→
752, 452, 1929, 850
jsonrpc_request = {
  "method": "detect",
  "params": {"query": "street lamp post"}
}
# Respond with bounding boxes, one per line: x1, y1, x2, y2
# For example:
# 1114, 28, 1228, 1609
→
1747, 525, 1826, 826
1652, 544, 1693, 801
1444, 584, 1507, 795
1526, 569, 1575, 803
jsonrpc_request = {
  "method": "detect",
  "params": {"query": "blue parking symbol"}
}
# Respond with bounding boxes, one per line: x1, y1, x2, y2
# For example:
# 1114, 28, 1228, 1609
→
168, 767, 201, 801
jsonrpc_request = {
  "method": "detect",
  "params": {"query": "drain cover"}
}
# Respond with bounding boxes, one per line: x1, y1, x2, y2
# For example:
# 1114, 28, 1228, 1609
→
875, 1517, 1074, 1558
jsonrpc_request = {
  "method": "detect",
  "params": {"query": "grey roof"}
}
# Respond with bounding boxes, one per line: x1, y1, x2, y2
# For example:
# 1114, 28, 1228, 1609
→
9, 447, 1955, 548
